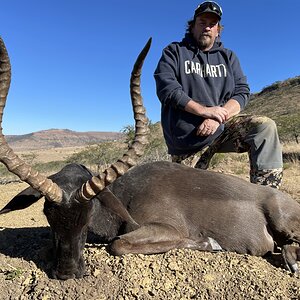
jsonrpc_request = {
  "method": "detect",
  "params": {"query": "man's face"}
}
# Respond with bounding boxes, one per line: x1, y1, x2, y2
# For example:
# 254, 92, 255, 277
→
192, 13, 220, 51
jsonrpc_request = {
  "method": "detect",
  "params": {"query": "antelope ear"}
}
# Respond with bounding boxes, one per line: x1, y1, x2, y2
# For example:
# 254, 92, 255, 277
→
0, 186, 43, 214
96, 188, 139, 227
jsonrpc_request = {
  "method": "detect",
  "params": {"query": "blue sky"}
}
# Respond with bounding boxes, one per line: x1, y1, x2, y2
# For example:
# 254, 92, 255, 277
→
1, 0, 299, 135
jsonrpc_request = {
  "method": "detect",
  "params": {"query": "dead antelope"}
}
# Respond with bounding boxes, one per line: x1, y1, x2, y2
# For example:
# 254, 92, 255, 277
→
1, 37, 300, 281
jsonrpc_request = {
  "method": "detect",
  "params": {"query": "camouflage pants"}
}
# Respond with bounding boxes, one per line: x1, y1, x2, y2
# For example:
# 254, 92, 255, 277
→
171, 114, 283, 189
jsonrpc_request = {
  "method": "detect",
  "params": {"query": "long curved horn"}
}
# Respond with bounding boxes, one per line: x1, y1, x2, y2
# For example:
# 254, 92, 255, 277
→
76, 38, 151, 202
0, 37, 63, 203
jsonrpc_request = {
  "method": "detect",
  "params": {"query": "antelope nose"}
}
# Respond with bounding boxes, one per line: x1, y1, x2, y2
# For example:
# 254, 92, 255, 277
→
52, 269, 76, 280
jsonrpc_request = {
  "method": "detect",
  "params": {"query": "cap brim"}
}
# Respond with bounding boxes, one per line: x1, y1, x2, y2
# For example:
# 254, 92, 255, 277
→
194, 10, 221, 20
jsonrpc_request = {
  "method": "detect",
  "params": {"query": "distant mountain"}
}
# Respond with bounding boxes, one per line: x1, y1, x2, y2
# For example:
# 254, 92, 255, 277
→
244, 76, 300, 142
6, 129, 124, 151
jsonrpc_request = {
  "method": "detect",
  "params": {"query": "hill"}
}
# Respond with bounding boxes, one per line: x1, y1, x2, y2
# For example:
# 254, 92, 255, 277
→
6, 129, 124, 151
244, 76, 300, 142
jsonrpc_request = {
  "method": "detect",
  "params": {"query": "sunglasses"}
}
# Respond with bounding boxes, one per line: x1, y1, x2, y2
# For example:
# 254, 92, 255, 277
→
195, 1, 223, 18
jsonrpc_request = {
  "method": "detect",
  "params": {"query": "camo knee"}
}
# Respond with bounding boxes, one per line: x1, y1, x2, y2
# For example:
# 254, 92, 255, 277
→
250, 168, 283, 189
171, 153, 200, 168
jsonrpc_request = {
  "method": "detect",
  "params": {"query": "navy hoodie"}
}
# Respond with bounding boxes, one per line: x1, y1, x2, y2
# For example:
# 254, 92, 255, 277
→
154, 33, 250, 155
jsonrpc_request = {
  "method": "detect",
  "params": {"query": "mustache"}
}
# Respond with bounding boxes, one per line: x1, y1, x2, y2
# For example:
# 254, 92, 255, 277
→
200, 33, 211, 38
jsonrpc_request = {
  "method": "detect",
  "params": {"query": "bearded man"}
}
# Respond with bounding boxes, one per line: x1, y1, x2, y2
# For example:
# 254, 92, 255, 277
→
154, 1, 283, 188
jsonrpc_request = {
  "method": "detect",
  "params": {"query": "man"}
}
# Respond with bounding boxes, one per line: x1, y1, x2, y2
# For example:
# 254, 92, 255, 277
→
154, 1, 283, 188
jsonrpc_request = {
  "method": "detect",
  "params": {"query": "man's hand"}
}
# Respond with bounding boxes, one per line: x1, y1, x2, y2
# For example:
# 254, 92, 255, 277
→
184, 100, 229, 123
200, 106, 229, 123
197, 118, 220, 136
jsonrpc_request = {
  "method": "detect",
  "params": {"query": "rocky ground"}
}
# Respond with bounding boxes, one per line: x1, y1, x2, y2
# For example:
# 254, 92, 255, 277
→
0, 175, 300, 299
1, 240, 300, 300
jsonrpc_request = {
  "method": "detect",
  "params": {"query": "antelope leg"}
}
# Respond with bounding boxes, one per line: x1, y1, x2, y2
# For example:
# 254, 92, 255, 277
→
108, 223, 222, 255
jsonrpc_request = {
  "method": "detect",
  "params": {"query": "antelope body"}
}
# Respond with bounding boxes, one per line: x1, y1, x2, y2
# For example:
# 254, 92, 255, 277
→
3, 160, 300, 280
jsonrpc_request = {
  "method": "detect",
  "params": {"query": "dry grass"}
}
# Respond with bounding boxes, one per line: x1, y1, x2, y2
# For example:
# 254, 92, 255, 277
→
209, 151, 300, 202
281, 161, 300, 200
282, 141, 299, 152
16, 146, 87, 164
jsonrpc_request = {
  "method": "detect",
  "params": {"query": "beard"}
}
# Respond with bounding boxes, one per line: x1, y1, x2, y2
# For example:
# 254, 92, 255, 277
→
197, 34, 214, 50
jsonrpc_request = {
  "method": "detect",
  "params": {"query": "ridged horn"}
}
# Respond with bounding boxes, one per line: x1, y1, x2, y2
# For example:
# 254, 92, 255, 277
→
76, 38, 151, 202
0, 37, 63, 203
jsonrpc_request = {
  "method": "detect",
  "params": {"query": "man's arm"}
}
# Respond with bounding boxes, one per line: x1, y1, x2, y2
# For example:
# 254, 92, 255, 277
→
223, 99, 241, 119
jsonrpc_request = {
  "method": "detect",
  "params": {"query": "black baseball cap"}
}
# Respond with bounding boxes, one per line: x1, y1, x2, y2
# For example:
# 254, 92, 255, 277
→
194, 1, 223, 20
